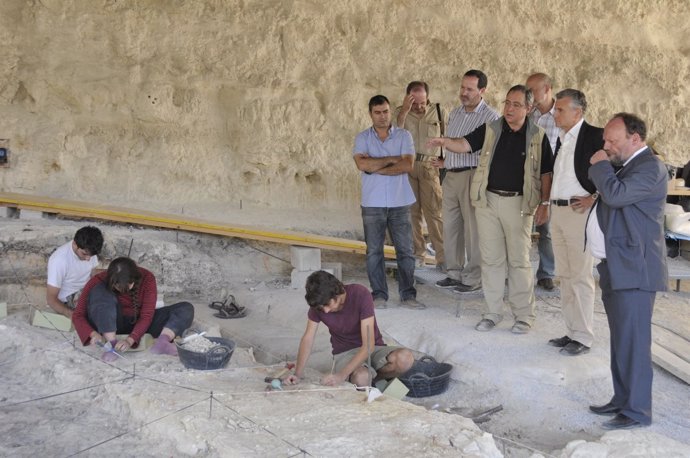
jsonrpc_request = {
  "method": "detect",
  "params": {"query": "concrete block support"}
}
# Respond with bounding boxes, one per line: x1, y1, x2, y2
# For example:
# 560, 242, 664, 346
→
322, 262, 342, 281
0, 207, 19, 219
18, 209, 43, 220
291, 268, 312, 289
290, 246, 321, 271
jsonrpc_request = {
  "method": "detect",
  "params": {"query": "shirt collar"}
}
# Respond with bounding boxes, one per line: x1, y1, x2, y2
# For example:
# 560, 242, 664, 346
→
561, 118, 585, 142
462, 98, 486, 113
502, 117, 528, 134
623, 146, 648, 166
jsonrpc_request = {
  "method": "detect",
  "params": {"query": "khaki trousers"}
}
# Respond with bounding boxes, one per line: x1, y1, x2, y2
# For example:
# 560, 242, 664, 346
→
475, 192, 536, 325
409, 161, 444, 264
550, 205, 595, 346
442, 169, 481, 286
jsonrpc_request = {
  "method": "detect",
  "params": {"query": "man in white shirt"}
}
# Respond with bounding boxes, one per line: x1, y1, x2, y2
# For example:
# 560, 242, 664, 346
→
548, 89, 603, 356
46, 226, 103, 318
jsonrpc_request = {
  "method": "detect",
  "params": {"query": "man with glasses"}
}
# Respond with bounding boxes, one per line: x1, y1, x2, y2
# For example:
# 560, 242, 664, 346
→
427, 86, 553, 333
432, 70, 500, 293
46, 226, 104, 318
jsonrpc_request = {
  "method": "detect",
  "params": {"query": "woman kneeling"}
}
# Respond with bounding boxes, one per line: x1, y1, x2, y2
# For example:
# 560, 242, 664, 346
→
73, 257, 194, 361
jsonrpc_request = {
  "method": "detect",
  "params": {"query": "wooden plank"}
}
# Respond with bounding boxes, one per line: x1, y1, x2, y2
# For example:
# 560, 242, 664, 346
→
652, 324, 690, 365
652, 342, 690, 385
0, 191, 400, 259
30, 309, 74, 332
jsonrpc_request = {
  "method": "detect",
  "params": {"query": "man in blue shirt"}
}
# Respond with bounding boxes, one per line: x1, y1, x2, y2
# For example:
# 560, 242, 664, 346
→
353, 95, 425, 310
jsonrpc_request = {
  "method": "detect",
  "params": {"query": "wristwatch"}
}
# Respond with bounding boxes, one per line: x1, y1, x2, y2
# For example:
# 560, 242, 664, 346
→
540, 200, 550, 206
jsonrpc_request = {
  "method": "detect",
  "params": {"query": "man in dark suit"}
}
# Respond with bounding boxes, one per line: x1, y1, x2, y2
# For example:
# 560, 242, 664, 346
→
586, 113, 668, 429
547, 89, 603, 356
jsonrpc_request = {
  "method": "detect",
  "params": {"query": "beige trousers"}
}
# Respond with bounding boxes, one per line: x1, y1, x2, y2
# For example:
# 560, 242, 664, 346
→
475, 192, 536, 325
408, 160, 444, 264
441, 169, 481, 286
550, 205, 595, 346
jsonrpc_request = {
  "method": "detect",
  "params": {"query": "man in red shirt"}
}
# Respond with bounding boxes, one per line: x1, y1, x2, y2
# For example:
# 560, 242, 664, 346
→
285, 271, 414, 387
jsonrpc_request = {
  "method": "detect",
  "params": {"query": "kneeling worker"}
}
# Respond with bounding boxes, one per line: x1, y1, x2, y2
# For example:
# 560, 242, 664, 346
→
285, 271, 414, 387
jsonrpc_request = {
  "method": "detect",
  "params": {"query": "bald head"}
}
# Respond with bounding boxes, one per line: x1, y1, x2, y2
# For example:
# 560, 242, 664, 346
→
526, 73, 554, 114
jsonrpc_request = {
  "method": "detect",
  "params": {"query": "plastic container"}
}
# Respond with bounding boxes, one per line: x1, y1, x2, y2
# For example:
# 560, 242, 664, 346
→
176, 336, 235, 370
399, 356, 453, 398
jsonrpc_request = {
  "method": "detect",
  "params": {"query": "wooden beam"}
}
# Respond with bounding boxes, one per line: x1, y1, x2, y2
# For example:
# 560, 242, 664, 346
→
652, 342, 690, 385
0, 191, 399, 258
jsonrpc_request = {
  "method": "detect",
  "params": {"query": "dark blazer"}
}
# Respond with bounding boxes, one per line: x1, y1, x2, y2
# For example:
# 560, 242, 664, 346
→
555, 121, 604, 194
589, 148, 668, 291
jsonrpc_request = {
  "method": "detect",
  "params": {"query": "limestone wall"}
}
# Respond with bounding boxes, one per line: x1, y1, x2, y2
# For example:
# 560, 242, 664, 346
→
1, 0, 688, 229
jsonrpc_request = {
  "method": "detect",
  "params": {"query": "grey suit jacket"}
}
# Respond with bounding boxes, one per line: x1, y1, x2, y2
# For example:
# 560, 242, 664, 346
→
589, 148, 668, 291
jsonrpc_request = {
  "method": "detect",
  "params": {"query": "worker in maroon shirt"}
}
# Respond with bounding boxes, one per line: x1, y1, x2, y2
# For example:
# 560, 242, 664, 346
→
72, 257, 194, 362
285, 270, 414, 387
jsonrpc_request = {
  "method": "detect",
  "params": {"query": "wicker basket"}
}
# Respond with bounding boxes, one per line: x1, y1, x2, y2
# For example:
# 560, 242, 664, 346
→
399, 356, 453, 398
176, 337, 235, 370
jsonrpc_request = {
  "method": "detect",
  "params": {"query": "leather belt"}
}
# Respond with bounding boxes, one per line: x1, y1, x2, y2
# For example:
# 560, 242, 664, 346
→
487, 188, 522, 197
447, 166, 477, 173
551, 199, 570, 206
415, 154, 436, 162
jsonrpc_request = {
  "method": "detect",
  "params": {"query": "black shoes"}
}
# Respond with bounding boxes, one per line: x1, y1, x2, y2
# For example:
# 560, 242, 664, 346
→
454, 283, 482, 293
561, 341, 590, 356
537, 278, 555, 290
601, 413, 643, 430
548, 335, 572, 347
589, 403, 621, 416
436, 277, 463, 288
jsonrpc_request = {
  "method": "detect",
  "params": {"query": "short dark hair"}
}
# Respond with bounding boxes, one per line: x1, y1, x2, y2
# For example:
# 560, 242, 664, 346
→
406, 81, 429, 95
612, 112, 647, 141
463, 69, 488, 90
507, 84, 533, 107
74, 226, 103, 256
368, 95, 390, 112
305, 270, 345, 309
556, 89, 587, 113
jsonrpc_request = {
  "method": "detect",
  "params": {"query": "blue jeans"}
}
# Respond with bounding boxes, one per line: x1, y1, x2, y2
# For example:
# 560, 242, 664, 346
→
86, 283, 194, 339
361, 205, 416, 301
536, 221, 555, 280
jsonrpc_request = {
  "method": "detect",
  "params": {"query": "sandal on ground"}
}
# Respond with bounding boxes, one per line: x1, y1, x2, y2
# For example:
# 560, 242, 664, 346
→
213, 302, 247, 319
209, 294, 245, 313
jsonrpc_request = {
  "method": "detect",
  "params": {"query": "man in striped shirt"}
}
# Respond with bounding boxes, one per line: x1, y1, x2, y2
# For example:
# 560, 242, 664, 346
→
526, 73, 558, 291
432, 70, 499, 292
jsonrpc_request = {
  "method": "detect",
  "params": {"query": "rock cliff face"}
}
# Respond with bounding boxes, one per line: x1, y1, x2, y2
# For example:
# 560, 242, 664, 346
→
1, 1, 688, 229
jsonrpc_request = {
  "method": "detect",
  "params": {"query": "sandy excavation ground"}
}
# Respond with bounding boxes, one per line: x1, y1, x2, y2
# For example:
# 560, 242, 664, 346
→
1, 217, 690, 457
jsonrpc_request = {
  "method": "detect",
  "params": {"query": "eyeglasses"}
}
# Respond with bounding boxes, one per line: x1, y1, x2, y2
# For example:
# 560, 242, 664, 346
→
503, 100, 526, 109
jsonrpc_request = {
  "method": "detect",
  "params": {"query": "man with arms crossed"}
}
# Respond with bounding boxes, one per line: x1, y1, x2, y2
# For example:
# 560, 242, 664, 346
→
285, 271, 414, 387
353, 95, 424, 310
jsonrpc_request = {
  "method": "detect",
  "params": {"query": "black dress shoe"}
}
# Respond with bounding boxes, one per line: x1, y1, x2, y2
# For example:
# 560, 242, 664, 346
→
548, 335, 572, 347
589, 402, 620, 415
537, 278, 555, 290
560, 341, 590, 355
601, 413, 643, 430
